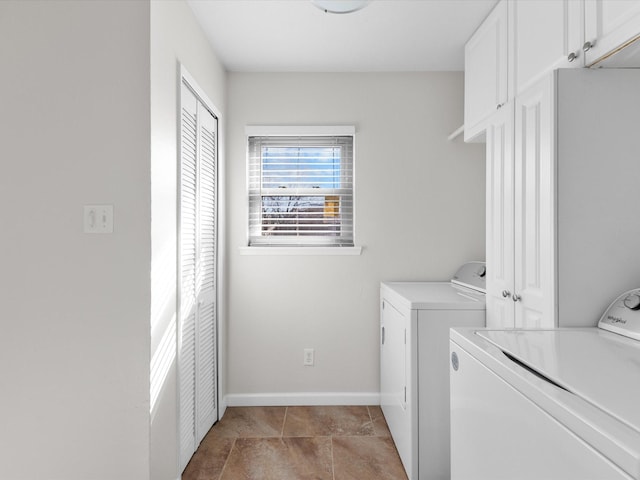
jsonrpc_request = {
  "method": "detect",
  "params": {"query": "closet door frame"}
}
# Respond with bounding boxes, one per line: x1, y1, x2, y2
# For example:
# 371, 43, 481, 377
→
177, 65, 224, 473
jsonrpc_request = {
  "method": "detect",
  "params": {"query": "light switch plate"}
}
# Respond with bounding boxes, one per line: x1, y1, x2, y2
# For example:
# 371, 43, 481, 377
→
304, 348, 314, 366
84, 205, 113, 234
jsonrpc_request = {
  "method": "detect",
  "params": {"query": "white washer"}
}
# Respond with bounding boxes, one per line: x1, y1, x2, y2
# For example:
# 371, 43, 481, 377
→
450, 289, 640, 480
380, 262, 486, 480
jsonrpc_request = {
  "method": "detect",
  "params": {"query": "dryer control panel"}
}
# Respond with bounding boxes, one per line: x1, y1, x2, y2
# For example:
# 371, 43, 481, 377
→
451, 261, 486, 294
598, 288, 640, 341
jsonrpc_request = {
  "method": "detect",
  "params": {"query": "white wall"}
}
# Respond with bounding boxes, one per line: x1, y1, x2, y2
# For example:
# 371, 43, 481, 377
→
150, 2, 226, 479
226, 72, 485, 403
0, 1, 151, 479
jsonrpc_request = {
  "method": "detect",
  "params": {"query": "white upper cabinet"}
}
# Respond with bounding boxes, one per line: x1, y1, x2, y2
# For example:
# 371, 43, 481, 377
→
465, 0, 640, 143
512, 0, 584, 96
464, 0, 508, 142
584, 0, 640, 66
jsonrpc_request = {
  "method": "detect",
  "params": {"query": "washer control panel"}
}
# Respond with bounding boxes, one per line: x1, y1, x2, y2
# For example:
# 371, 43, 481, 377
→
598, 288, 640, 341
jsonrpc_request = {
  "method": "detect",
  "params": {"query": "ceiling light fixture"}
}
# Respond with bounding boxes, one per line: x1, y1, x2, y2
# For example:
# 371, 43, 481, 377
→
311, 0, 370, 14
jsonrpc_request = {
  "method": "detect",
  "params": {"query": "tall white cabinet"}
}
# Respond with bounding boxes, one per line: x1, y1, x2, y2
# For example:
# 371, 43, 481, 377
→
485, 69, 640, 329
471, 0, 640, 328
485, 75, 556, 329
485, 105, 515, 328
178, 79, 219, 472
512, 75, 556, 328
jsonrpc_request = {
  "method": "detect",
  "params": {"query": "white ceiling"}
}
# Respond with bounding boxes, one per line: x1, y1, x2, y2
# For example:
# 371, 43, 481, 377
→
187, 0, 498, 72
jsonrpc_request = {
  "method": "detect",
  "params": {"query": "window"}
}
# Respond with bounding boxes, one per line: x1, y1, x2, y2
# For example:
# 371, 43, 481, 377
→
247, 126, 354, 247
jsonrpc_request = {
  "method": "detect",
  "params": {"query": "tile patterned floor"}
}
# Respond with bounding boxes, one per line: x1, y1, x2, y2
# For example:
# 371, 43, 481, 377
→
182, 405, 409, 480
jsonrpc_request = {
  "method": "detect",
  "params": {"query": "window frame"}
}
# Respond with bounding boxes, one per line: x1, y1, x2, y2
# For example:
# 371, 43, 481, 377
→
243, 126, 361, 255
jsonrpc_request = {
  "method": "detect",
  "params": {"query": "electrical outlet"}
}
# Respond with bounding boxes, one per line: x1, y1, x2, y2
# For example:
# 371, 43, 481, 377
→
304, 348, 314, 366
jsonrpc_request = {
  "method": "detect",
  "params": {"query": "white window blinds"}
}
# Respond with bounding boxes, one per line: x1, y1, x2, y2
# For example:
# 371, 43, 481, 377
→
248, 130, 354, 247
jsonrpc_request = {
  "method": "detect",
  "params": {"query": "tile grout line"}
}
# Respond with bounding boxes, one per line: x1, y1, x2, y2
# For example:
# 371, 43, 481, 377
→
216, 437, 237, 480
330, 436, 336, 480
281, 406, 288, 437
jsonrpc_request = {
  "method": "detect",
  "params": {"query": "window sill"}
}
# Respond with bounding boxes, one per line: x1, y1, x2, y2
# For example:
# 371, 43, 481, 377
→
239, 246, 363, 256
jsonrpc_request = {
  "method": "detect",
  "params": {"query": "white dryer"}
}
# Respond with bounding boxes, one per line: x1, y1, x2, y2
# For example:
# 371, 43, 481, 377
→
380, 262, 486, 480
450, 289, 640, 479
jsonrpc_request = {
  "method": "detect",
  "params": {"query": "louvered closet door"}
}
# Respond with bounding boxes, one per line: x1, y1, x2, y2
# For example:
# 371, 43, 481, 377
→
179, 84, 198, 470
195, 102, 217, 444
178, 81, 218, 472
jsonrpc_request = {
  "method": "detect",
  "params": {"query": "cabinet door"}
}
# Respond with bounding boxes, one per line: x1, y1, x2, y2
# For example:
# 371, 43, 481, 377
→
464, 0, 508, 142
380, 299, 411, 478
380, 300, 406, 412
512, 0, 584, 95
513, 74, 556, 329
584, 0, 640, 66
485, 104, 515, 328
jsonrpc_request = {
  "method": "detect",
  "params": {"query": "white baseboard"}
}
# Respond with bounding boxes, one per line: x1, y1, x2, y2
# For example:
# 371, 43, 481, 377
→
224, 392, 380, 407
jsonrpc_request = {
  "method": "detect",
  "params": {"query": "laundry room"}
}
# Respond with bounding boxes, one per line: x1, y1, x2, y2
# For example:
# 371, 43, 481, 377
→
2, 1, 640, 480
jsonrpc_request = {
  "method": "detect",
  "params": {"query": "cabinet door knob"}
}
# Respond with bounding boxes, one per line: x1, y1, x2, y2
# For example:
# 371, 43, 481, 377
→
567, 51, 578, 62
502, 290, 511, 298
583, 41, 594, 52
512, 294, 522, 302
496, 103, 504, 110
381, 326, 385, 345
